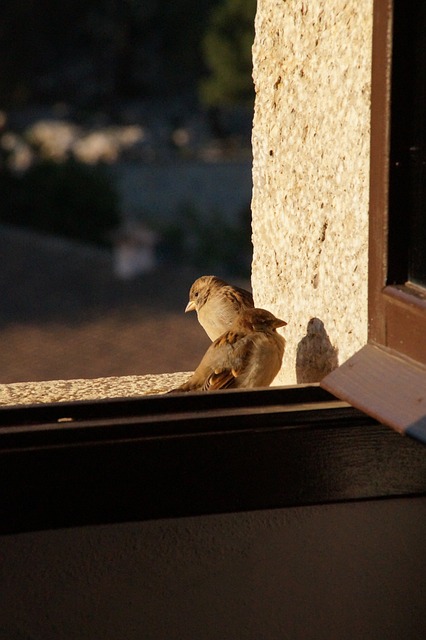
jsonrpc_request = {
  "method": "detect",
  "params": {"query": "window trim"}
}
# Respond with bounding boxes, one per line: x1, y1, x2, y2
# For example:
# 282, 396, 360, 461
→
367, 0, 393, 350
2, 0, 426, 537
368, 0, 426, 361
1, 384, 426, 535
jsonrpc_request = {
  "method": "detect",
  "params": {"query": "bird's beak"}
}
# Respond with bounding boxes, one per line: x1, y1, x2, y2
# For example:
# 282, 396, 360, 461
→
185, 301, 196, 313
275, 318, 287, 328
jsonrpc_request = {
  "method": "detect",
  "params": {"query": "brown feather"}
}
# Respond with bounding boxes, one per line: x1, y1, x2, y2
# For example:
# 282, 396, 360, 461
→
169, 307, 287, 393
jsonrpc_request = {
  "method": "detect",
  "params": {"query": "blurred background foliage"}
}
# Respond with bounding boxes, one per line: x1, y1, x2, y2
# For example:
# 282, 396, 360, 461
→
200, 0, 256, 106
0, 0, 255, 109
157, 201, 252, 274
0, 0, 256, 262
0, 0, 257, 381
0, 151, 119, 246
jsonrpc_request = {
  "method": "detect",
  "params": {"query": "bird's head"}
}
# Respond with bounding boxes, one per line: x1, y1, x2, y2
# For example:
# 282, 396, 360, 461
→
237, 307, 287, 332
185, 275, 226, 313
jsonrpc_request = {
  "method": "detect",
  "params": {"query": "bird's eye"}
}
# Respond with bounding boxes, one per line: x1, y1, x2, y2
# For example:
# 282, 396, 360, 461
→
194, 292, 199, 297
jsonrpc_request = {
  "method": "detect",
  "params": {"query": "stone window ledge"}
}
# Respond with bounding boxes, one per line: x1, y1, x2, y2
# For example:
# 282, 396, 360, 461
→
0, 372, 192, 406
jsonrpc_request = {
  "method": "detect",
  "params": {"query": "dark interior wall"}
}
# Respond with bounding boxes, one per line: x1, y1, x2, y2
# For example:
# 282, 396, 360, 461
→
1, 497, 425, 640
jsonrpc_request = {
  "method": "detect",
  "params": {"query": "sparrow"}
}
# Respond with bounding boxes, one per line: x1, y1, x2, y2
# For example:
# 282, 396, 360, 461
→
185, 275, 254, 341
170, 307, 287, 392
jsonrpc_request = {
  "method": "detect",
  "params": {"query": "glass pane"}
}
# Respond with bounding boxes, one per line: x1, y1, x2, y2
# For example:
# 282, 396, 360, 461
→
407, 2, 426, 287
0, 3, 254, 384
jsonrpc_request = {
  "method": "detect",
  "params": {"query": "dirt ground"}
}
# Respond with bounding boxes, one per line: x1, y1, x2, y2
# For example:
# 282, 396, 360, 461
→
0, 226, 250, 384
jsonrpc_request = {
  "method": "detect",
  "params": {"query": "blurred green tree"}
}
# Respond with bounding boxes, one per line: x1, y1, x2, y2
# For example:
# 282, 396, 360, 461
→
199, 0, 256, 106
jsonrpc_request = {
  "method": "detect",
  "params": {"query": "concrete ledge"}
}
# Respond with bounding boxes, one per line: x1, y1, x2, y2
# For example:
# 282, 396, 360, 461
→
0, 372, 193, 406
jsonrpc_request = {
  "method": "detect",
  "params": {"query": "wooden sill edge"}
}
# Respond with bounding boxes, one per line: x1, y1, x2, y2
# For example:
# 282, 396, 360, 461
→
321, 343, 426, 444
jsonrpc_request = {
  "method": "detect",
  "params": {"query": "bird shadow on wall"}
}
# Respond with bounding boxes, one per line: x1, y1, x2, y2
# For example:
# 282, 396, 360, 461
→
295, 317, 339, 383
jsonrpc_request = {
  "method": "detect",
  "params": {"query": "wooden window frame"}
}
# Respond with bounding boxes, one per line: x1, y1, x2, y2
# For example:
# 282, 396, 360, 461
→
1, 0, 426, 536
370, 0, 426, 361
1, 385, 426, 535
322, 0, 426, 442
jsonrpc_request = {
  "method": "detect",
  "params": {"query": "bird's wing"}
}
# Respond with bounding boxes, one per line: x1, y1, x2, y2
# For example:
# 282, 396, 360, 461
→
203, 367, 238, 391
202, 332, 255, 390
168, 330, 254, 393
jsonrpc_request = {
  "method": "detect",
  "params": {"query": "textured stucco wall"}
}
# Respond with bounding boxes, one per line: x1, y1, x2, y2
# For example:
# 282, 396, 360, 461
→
251, 0, 373, 385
